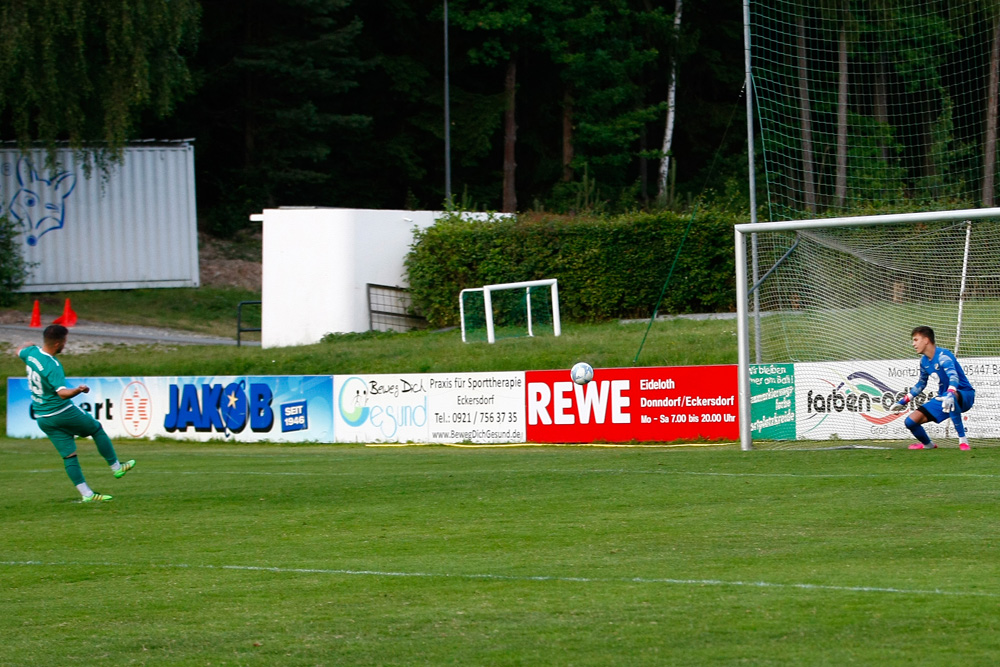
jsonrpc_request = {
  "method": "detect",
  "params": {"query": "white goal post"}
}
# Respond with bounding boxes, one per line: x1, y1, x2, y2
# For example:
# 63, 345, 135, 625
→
460, 279, 561, 344
735, 206, 1000, 451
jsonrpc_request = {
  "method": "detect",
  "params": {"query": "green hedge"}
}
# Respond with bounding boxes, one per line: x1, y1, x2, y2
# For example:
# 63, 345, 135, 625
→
405, 209, 740, 328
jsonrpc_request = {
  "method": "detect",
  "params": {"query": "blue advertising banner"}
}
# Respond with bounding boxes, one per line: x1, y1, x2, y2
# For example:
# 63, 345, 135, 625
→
7, 375, 334, 443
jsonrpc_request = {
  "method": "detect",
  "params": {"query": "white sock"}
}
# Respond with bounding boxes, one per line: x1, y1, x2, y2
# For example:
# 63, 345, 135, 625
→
110, 461, 121, 472
76, 482, 94, 497
960, 436, 969, 445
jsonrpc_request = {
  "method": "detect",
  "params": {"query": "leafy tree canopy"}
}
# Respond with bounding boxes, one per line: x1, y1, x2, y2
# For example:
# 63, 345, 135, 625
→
0, 0, 200, 164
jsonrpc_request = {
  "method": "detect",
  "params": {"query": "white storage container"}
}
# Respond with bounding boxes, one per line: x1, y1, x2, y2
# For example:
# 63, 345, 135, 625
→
1, 141, 198, 291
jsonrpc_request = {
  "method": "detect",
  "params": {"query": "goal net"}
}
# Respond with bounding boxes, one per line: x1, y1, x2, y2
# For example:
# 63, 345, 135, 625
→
735, 210, 1000, 450
743, 0, 1000, 449
749, 0, 1000, 218
460, 279, 561, 344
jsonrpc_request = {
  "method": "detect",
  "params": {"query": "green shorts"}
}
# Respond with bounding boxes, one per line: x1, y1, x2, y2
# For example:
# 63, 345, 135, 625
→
37, 406, 102, 458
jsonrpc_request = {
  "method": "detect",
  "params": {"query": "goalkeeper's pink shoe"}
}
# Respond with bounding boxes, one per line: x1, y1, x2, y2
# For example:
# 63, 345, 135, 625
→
908, 443, 937, 450
959, 443, 971, 451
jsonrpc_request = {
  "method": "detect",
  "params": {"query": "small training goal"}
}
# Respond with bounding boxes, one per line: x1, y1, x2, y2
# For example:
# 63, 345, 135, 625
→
460, 279, 561, 344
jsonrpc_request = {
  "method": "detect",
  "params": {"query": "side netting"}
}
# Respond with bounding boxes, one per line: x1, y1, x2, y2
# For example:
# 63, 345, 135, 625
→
736, 210, 1000, 450
749, 0, 1000, 218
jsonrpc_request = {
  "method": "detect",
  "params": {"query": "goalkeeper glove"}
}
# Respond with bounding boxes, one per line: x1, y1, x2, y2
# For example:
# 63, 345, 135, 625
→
939, 389, 957, 413
891, 395, 910, 413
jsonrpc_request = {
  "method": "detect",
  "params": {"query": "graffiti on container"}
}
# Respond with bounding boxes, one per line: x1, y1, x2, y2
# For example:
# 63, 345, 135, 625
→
2, 157, 77, 246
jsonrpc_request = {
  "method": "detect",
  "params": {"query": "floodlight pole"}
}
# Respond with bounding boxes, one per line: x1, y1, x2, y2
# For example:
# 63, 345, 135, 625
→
444, 0, 453, 205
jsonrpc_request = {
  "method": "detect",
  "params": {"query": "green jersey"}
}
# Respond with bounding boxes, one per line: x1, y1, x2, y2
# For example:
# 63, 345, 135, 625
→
20, 345, 73, 417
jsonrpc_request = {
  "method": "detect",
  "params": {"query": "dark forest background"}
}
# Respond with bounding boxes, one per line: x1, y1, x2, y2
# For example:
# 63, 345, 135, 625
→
137, 0, 747, 236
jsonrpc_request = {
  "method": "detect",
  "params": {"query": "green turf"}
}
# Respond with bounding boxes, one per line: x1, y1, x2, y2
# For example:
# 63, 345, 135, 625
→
2, 439, 999, 665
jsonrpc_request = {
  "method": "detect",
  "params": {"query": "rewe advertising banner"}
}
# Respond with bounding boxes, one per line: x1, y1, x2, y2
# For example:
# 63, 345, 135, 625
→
7, 375, 335, 443
525, 366, 738, 443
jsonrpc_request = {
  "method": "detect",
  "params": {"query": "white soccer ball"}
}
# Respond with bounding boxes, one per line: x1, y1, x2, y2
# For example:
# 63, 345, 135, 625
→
570, 362, 595, 385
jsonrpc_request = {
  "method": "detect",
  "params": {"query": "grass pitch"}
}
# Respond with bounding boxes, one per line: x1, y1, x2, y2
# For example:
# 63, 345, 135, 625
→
3, 439, 1000, 665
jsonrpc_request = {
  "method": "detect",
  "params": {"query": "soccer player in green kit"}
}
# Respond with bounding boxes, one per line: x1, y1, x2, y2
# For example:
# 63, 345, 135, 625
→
17, 325, 135, 502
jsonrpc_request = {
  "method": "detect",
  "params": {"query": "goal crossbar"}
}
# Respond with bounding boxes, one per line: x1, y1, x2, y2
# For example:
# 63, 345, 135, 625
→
735, 206, 1000, 451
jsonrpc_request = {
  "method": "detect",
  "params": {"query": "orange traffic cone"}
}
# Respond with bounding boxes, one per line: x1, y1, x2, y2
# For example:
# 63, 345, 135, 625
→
52, 298, 78, 327
29, 300, 41, 328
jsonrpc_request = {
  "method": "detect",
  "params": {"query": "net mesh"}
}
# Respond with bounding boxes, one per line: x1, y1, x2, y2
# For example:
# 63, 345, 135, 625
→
749, 218, 1000, 449
751, 0, 1000, 219
461, 285, 555, 343
748, 1, 1000, 448
753, 220, 1000, 362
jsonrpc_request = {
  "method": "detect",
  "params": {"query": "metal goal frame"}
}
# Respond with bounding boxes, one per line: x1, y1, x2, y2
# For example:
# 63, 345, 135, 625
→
735, 206, 1000, 451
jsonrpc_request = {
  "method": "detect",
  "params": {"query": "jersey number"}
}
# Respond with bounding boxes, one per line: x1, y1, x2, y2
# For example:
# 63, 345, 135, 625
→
26, 366, 44, 399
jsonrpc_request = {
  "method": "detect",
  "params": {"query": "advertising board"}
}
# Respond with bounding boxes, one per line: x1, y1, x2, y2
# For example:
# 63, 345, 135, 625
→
793, 357, 1000, 441
525, 366, 738, 443
7, 375, 334, 443
333, 371, 526, 443
749, 363, 796, 440
11, 359, 999, 445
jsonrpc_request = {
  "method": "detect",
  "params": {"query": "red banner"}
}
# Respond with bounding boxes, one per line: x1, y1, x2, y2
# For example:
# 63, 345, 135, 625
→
525, 366, 738, 443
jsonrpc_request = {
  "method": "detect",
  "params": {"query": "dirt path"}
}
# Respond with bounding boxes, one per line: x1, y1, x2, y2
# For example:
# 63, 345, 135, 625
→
0, 319, 254, 353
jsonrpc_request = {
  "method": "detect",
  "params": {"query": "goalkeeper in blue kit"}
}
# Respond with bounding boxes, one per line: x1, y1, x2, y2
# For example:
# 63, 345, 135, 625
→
892, 326, 975, 450
17, 325, 135, 502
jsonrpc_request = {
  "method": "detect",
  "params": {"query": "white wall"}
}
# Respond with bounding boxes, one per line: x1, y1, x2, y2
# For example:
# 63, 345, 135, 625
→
257, 208, 441, 348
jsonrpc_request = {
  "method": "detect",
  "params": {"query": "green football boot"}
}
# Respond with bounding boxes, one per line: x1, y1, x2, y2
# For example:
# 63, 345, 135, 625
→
82, 492, 113, 503
114, 460, 136, 479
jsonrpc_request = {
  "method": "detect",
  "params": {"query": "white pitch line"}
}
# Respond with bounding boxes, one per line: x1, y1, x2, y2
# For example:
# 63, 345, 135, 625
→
11, 470, 354, 476
581, 469, 1000, 479
7, 468, 1000, 479
0, 560, 995, 599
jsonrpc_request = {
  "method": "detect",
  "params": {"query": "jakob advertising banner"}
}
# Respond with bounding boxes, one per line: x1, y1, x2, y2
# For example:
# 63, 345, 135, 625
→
7, 375, 334, 442
525, 366, 738, 443
794, 357, 1000, 441
333, 372, 526, 443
